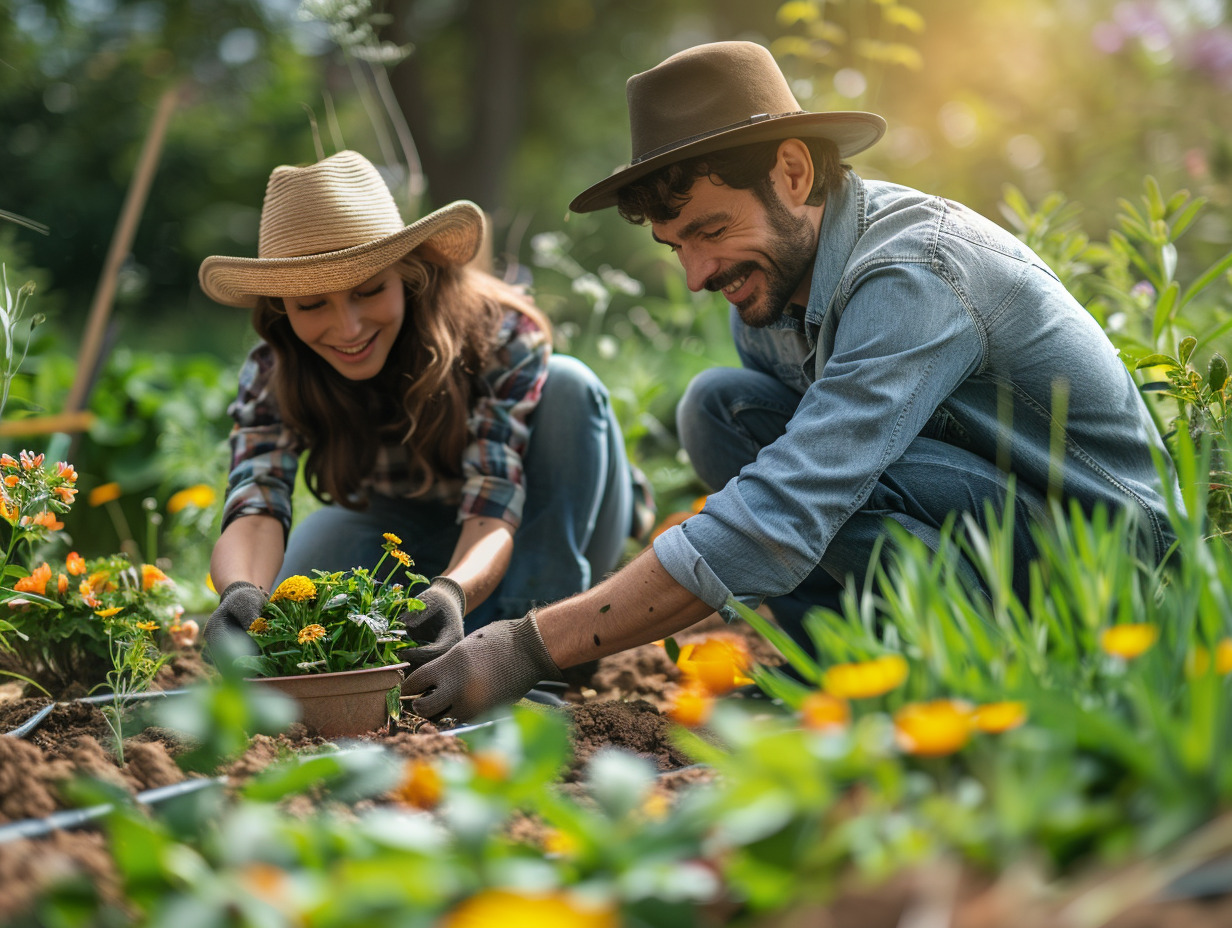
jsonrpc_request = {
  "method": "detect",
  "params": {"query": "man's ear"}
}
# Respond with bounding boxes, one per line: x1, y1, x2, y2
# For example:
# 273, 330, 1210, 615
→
773, 138, 815, 208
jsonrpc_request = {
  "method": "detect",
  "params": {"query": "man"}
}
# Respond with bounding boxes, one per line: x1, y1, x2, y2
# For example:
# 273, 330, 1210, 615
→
405, 41, 1181, 720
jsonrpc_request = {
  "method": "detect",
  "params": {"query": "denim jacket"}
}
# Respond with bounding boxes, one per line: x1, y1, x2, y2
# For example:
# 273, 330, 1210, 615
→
654, 170, 1182, 613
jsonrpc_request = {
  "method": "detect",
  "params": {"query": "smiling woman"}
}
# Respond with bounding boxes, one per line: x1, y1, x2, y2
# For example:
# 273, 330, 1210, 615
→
195, 150, 651, 677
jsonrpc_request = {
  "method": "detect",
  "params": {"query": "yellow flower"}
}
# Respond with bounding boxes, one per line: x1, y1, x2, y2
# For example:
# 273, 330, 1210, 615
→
392, 549, 412, 567
0, 496, 17, 522
823, 655, 909, 699
297, 624, 326, 644
79, 580, 101, 608
800, 691, 851, 732
542, 828, 579, 856
392, 759, 442, 811
88, 482, 123, 506
641, 792, 672, 821
972, 701, 1028, 734
248, 616, 270, 635
441, 889, 617, 928
95, 607, 123, 618
136, 621, 159, 631
1186, 639, 1232, 677
141, 563, 169, 590
382, 532, 402, 546
675, 636, 755, 696
206, 573, 216, 594
667, 682, 713, 727
1100, 623, 1159, 660
166, 484, 216, 514
894, 700, 974, 757
271, 575, 317, 603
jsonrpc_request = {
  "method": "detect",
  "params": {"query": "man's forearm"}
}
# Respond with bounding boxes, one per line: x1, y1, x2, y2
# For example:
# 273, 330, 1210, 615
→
535, 546, 715, 668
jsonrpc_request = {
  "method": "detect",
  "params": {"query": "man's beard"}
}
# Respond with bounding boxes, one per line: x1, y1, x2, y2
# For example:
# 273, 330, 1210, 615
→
709, 190, 817, 328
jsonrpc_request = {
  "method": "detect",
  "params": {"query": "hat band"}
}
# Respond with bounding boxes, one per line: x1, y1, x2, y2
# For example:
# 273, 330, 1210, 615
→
631, 110, 807, 165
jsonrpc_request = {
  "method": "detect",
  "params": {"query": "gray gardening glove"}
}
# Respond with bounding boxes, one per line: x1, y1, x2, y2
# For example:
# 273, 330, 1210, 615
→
397, 576, 466, 670
203, 581, 264, 667
404, 612, 560, 721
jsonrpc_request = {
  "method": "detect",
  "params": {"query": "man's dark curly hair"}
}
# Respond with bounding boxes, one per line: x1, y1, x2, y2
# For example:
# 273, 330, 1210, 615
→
616, 137, 847, 225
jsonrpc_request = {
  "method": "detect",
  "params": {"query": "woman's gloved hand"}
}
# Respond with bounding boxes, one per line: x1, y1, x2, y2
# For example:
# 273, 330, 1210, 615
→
398, 576, 466, 670
203, 581, 265, 667
404, 611, 560, 721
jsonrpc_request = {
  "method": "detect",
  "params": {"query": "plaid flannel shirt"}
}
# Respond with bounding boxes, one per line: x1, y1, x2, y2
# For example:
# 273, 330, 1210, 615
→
222, 307, 550, 535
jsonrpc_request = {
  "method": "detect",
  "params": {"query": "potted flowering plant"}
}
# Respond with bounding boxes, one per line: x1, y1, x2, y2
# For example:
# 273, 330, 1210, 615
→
236, 533, 430, 738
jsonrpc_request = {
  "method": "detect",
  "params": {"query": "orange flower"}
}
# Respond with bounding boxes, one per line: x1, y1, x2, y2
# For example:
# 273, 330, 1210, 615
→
392, 759, 443, 811
800, 691, 851, 732
168, 618, 199, 649
19, 450, 44, 470
55, 462, 77, 483
14, 563, 51, 596
65, 551, 86, 575
471, 749, 511, 782
54, 485, 78, 504
56, 573, 68, 594
650, 510, 693, 541
667, 682, 713, 727
2, 475, 17, 488
25, 511, 63, 531
676, 636, 755, 696
0, 497, 16, 522
1100, 624, 1158, 660
141, 563, 169, 590
972, 701, 1028, 734
823, 655, 909, 699
95, 607, 122, 618
441, 889, 617, 928
79, 579, 101, 608
0, 454, 16, 468
84, 570, 112, 593
88, 482, 122, 507
297, 624, 326, 644
894, 700, 974, 757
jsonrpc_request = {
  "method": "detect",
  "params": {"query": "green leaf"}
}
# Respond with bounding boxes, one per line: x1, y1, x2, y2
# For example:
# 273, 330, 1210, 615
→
1134, 354, 1181, 371
1179, 250, 1232, 310
1179, 337, 1198, 366
663, 635, 681, 663
242, 754, 346, 802
386, 683, 400, 720
1208, 354, 1228, 392
1151, 281, 1180, 340
725, 596, 821, 683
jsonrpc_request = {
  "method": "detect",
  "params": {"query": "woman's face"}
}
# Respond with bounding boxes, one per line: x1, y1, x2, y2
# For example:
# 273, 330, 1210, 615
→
283, 266, 406, 381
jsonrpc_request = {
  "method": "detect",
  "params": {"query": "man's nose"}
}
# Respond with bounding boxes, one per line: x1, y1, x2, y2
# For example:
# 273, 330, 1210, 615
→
680, 248, 719, 293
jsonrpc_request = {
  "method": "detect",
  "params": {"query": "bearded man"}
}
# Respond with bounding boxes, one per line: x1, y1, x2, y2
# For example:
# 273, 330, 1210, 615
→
406, 41, 1182, 721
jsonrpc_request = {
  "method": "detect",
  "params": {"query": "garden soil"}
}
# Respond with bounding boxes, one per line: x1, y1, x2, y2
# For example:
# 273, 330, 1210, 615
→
2, 616, 1231, 925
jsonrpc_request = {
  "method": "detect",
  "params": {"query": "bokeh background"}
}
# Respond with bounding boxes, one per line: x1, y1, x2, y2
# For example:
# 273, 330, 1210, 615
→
2, 0, 1230, 603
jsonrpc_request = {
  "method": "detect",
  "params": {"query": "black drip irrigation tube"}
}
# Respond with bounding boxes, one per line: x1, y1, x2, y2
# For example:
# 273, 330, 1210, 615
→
4, 689, 193, 741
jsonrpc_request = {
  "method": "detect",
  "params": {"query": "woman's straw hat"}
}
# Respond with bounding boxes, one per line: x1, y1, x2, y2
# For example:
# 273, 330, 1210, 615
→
199, 150, 484, 308
570, 41, 886, 213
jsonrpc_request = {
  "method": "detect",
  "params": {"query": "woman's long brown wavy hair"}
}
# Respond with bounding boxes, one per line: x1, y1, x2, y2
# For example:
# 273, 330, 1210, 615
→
252, 247, 549, 509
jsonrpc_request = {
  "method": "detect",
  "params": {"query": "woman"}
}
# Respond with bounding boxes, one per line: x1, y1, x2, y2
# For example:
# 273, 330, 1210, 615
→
198, 150, 650, 669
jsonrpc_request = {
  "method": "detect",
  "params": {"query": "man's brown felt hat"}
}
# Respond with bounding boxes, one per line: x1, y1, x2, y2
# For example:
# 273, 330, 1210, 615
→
569, 41, 886, 214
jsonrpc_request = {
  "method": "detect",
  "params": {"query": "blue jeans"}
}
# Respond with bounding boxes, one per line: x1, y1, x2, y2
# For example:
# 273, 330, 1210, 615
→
278, 355, 634, 633
678, 366, 1047, 648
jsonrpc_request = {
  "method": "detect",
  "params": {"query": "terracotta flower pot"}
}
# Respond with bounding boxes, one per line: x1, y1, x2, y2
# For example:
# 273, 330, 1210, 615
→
249, 662, 409, 739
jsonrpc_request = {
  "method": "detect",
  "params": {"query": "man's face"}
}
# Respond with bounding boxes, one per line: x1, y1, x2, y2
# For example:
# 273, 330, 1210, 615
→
650, 174, 818, 327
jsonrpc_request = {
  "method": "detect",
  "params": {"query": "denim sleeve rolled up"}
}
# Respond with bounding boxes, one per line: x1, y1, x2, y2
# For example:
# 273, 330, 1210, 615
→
654, 171, 1181, 612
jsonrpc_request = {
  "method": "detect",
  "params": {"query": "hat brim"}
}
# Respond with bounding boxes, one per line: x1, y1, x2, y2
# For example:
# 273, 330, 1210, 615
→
568, 111, 886, 214
199, 200, 485, 309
